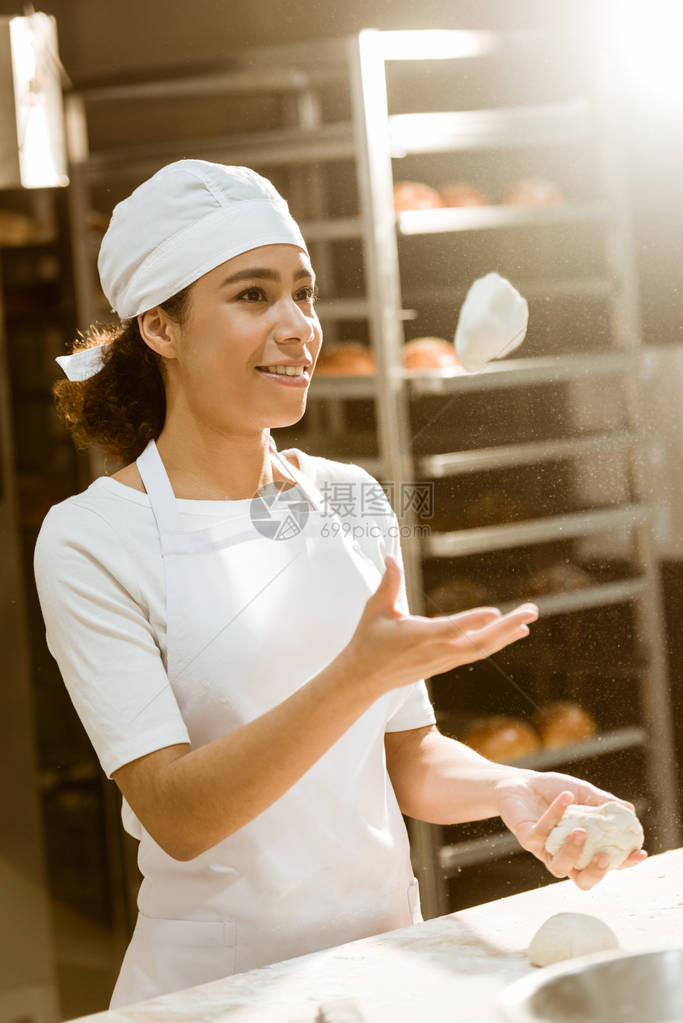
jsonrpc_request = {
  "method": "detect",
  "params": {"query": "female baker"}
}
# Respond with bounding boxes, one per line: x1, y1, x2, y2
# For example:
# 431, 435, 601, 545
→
34, 160, 646, 1009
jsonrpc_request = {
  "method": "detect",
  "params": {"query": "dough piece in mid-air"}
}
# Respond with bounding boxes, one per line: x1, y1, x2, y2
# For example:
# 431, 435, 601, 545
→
545, 800, 644, 871
528, 912, 619, 967
454, 272, 529, 372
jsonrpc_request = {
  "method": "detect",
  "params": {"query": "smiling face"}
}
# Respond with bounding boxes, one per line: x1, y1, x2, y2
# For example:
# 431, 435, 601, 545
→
142, 243, 322, 439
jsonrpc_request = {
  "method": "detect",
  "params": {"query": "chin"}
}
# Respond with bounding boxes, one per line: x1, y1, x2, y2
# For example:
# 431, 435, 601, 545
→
267, 406, 307, 430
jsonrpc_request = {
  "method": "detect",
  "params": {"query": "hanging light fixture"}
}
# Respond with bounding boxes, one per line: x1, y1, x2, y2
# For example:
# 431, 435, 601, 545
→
0, 9, 68, 189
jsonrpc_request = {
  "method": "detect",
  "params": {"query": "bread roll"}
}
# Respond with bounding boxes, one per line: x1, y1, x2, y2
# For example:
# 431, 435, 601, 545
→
86, 209, 112, 235
393, 181, 444, 214
462, 491, 534, 528
533, 701, 598, 750
425, 578, 492, 616
502, 177, 566, 207
402, 337, 462, 370
0, 209, 39, 245
315, 342, 376, 376
440, 181, 490, 207
461, 715, 541, 762
521, 562, 595, 597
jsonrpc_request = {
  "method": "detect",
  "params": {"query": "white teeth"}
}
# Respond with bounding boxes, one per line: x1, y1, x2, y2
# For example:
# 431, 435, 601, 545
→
259, 365, 306, 376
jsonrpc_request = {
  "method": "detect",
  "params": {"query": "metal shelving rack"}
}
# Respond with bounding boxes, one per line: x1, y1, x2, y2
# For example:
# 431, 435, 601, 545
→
346, 27, 680, 917
0, 191, 63, 1020
64, 27, 680, 938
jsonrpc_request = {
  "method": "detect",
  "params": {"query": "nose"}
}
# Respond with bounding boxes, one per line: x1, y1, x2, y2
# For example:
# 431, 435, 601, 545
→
272, 294, 318, 346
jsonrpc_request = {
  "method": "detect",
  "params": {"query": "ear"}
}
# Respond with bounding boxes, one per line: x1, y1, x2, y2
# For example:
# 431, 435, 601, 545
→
137, 307, 180, 362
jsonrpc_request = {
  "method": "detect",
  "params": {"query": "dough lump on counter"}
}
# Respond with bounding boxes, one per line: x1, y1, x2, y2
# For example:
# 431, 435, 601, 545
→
528, 911, 620, 967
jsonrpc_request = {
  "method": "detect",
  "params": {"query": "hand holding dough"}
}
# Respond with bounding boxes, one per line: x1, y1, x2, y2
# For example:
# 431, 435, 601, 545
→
454, 272, 529, 372
545, 800, 644, 871
528, 911, 619, 967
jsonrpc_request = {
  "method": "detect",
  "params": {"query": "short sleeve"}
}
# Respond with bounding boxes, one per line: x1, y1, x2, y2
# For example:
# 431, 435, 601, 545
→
33, 502, 191, 779
355, 469, 437, 734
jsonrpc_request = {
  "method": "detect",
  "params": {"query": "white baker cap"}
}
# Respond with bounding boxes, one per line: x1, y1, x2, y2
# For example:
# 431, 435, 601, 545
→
56, 159, 309, 380
100, 159, 309, 319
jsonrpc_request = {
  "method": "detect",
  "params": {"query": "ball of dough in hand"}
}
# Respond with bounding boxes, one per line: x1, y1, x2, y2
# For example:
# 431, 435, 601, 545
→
528, 912, 619, 967
545, 801, 644, 871
454, 272, 529, 372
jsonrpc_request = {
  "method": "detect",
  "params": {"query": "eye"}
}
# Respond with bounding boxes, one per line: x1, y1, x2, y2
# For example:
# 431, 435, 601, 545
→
237, 284, 319, 304
298, 284, 319, 303
238, 287, 265, 302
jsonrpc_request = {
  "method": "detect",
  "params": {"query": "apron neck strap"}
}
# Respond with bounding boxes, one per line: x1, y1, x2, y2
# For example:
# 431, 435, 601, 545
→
268, 441, 322, 512
135, 434, 321, 536
136, 438, 183, 535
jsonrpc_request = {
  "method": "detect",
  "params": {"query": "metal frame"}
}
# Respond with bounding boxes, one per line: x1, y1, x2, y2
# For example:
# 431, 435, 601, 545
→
592, 57, 681, 849
64, 26, 680, 937
0, 255, 60, 1020
347, 28, 681, 918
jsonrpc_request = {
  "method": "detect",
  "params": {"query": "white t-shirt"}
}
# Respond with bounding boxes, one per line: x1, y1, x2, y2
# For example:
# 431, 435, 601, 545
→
33, 447, 436, 782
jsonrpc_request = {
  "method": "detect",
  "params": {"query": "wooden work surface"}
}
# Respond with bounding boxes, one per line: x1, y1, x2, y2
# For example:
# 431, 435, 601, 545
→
71, 848, 683, 1023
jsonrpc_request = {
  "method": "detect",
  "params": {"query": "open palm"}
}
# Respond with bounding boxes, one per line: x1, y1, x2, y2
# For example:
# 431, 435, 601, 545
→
495, 768, 648, 891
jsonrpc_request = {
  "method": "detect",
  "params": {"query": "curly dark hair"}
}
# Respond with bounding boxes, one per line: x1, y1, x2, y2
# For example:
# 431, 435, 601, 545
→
53, 285, 192, 467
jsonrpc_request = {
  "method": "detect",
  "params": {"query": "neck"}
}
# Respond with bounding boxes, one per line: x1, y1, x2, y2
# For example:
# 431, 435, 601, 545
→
154, 420, 292, 501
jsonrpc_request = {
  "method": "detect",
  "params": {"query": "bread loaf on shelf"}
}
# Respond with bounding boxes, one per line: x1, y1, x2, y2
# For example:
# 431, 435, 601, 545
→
439, 181, 490, 207
402, 337, 462, 370
393, 181, 444, 213
462, 491, 534, 528
86, 209, 112, 235
460, 715, 542, 762
425, 578, 492, 615
315, 342, 376, 376
0, 209, 41, 245
533, 701, 598, 749
518, 561, 595, 597
502, 176, 566, 206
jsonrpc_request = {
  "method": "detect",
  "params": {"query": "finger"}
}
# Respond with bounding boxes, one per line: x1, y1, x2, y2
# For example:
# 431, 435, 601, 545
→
472, 603, 539, 639
616, 849, 648, 870
446, 623, 529, 665
506, 602, 540, 618
573, 786, 636, 813
524, 790, 576, 853
458, 608, 539, 658
487, 603, 539, 628
372, 556, 403, 614
546, 828, 588, 878
568, 851, 612, 891
593, 795, 637, 813
435, 607, 502, 632
475, 621, 531, 656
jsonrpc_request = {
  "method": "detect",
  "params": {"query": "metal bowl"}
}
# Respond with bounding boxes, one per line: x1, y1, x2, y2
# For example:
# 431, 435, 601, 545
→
498, 946, 683, 1023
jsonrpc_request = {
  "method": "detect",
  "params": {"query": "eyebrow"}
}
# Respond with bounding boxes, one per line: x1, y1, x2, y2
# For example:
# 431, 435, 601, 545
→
219, 267, 316, 287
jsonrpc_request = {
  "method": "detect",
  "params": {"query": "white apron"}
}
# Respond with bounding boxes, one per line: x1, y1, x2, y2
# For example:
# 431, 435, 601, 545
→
109, 434, 422, 1008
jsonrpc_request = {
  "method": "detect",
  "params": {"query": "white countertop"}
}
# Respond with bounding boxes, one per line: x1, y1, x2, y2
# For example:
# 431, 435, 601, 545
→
72, 848, 683, 1023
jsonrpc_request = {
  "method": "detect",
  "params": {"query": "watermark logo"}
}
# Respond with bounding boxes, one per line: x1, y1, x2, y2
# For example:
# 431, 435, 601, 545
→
319, 480, 434, 522
250, 479, 435, 541
249, 481, 310, 540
